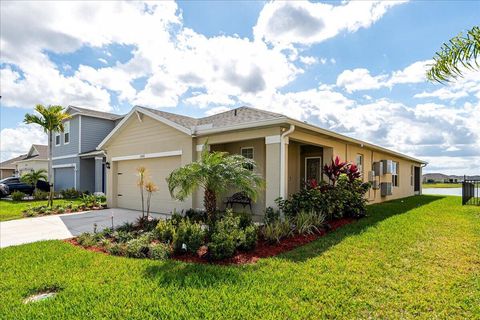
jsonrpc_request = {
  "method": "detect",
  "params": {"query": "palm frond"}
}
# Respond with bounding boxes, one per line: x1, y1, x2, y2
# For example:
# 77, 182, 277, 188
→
427, 26, 480, 83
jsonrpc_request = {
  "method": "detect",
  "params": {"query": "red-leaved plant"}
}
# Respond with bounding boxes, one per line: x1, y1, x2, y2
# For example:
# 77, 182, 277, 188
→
323, 156, 361, 185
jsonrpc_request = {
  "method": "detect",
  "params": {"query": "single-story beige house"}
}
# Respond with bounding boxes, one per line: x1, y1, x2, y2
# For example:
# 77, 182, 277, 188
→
14, 145, 49, 177
98, 106, 427, 218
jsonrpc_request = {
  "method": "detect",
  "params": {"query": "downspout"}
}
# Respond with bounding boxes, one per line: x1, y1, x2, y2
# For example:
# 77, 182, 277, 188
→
280, 124, 295, 200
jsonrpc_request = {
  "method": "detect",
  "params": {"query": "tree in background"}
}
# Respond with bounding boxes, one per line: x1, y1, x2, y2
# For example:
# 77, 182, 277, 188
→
167, 143, 264, 220
24, 105, 71, 207
427, 26, 479, 83
20, 169, 47, 193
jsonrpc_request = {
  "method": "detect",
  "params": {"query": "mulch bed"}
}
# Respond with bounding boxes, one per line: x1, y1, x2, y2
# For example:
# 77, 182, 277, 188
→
66, 217, 355, 265
172, 217, 355, 265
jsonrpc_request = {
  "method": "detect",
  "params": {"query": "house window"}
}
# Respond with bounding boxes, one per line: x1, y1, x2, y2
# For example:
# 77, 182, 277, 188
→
392, 161, 399, 187
355, 154, 364, 179
55, 132, 61, 146
241, 147, 254, 170
64, 121, 70, 144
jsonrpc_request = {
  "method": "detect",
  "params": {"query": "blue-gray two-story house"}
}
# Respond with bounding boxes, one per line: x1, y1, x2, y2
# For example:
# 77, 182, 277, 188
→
52, 106, 123, 193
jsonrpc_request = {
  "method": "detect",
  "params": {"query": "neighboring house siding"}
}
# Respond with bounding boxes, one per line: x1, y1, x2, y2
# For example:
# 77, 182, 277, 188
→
17, 160, 49, 176
53, 116, 80, 157
81, 117, 116, 153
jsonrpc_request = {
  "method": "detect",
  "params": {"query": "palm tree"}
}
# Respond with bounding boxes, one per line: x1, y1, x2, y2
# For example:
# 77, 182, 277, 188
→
24, 105, 71, 207
20, 169, 47, 193
167, 143, 265, 219
427, 26, 480, 83
136, 166, 147, 217
145, 181, 159, 219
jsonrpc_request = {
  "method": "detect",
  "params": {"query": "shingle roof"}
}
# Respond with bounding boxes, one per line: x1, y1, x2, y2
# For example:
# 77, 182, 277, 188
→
0, 154, 26, 169
138, 106, 286, 131
68, 106, 123, 120
23, 144, 48, 160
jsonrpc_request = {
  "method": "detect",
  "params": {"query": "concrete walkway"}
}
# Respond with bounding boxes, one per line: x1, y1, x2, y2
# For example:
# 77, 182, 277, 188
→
0, 209, 168, 248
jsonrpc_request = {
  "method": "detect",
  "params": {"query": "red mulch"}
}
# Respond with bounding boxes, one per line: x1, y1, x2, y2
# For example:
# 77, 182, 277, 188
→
66, 217, 355, 265
65, 238, 108, 254
172, 217, 355, 265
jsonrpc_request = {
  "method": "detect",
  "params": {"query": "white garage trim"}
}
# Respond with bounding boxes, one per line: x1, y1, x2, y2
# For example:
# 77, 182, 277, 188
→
111, 150, 183, 162
52, 154, 78, 160
52, 163, 77, 190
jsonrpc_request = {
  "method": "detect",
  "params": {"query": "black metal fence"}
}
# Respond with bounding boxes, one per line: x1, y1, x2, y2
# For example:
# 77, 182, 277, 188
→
462, 177, 479, 205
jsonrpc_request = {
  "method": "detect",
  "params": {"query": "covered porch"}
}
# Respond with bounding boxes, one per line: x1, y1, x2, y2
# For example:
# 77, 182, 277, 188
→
198, 126, 334, 217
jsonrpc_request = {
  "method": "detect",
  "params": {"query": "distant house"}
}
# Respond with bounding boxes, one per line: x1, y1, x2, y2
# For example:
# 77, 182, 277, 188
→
423, 173, 466, 183
52, 106, 123, 193
0, 154, 26, 179
13, 145, 49, 176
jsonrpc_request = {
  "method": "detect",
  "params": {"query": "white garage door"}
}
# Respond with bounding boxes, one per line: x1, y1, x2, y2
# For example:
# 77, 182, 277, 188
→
116, 156, 187, 214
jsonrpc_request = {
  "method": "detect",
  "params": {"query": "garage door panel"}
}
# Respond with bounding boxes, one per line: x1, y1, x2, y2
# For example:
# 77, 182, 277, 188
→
54, 167, 75, 191
116, 157, 188, 214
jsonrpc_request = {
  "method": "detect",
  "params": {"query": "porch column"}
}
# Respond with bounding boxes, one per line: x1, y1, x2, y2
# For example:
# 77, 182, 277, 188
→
265, 135, 288, 210
94, 157, 103, 193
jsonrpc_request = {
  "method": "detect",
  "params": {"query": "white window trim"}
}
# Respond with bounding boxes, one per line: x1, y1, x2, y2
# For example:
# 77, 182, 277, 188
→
304, 156, 322, 182
64, 120, 70, 145
240, 146, 254, 159
52, 154, 78, 160
55, 132, 61, 146
392, 161, 399, 187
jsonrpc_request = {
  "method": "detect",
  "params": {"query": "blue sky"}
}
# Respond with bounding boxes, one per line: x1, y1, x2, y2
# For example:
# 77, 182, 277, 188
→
1, 1, 479, 175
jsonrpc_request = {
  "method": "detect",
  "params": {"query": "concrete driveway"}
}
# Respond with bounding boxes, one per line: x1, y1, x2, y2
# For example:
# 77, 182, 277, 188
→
0, 209, 168, 248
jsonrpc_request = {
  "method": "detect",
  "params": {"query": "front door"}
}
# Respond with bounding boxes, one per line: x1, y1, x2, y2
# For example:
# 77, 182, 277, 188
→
305, 157, 322, 183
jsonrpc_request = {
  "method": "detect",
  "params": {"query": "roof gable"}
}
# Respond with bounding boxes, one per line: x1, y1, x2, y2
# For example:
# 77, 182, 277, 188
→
66, 105, 123, 121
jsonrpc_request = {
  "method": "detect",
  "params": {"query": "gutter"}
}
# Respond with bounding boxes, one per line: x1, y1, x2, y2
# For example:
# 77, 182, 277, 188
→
280, 124, 295, 201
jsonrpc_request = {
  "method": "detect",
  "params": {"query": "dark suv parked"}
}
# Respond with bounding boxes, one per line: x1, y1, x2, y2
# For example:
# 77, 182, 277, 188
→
0, 177, 50, 197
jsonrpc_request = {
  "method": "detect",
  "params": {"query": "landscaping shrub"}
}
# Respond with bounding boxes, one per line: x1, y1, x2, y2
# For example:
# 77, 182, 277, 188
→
262, 220, 292, 244
275, 157, 370, 220
185, 208, 207, 223
77, 233, 98, 247
239, 225, 258, 251
135, 216, 160, 232
234, 211, 254, 229
33, 190, 48, 200
148, 243, 171, 260
11, 191, 25, 201
293, 210, 326, 235
116, 222, 135, 233
264, 206, 280, 224
156, 219, 176, 243
61, 188, 82, 199
112, 230, 135, 243
125, 237, 150, 258
173, 219, 205, 254
107, 242, 126, 256
208, 212, 245, 260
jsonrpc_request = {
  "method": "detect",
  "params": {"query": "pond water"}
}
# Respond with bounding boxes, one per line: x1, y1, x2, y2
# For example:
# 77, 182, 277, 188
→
423, 188, 462, 196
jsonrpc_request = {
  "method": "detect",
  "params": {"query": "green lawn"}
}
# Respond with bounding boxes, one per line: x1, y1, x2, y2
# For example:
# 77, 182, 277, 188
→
423, 183, 462, 188
0, 198, 83, 221
1, 196, 479, 319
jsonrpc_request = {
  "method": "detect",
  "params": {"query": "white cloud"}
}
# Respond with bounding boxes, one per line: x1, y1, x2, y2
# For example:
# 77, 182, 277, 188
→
299, 56, 318, 65
0, 124, 47, 161
254, 1, 406, 47
205, 106, 231, 116
336, 60, 431, 92
98, 58, 108, 64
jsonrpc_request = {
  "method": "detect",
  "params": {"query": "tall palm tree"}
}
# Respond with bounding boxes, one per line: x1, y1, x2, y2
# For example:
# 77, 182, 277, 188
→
427, 26, 479, 83
167, 143, 265, 219
20, 169, 47, 193
24, 105, 71, 207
